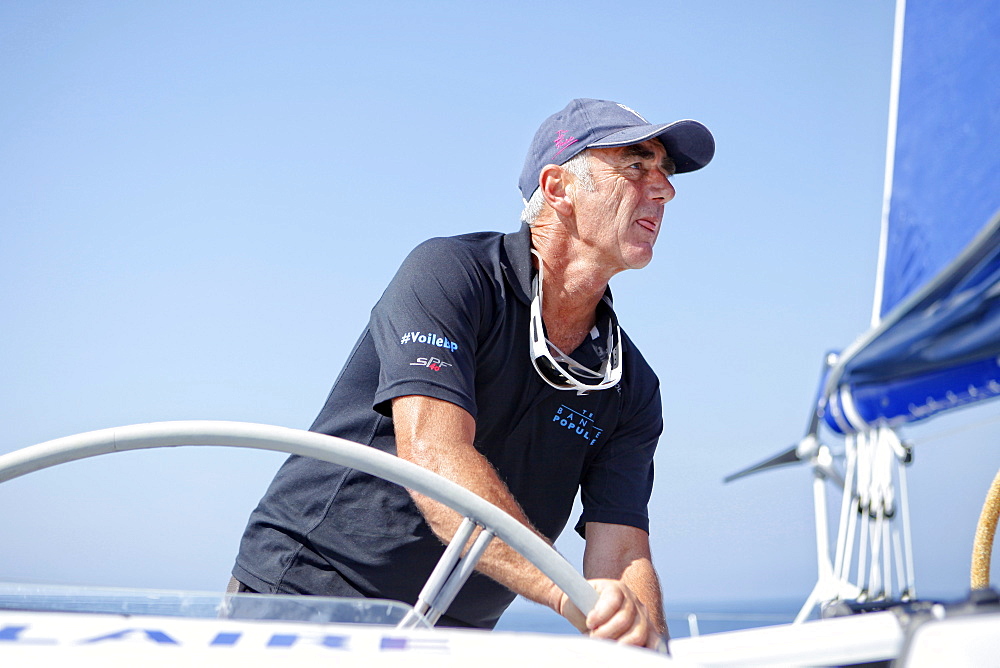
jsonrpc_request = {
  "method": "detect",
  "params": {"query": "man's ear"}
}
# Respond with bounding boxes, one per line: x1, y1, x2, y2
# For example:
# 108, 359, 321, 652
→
538, 164, 575, 217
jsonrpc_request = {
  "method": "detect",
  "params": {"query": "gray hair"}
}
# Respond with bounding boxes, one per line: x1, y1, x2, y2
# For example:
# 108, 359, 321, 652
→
520, 150, 595, 226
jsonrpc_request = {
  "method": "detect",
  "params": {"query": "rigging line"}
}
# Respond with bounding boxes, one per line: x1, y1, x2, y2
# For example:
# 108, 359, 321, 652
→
904, 411, 1000, 446
834, 435, 858, 581
881, 519, 892, 599
892, 528, 906, 598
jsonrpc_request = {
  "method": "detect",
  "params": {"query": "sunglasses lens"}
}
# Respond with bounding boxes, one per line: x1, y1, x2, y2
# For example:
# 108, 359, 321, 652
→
535, 355, 571, 386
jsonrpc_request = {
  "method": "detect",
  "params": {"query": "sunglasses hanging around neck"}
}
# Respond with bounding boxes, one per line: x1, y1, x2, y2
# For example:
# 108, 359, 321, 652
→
528, 249, 623, 395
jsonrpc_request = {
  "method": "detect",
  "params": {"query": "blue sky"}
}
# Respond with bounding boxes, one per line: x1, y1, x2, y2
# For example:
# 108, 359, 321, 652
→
2, 0, 997, 621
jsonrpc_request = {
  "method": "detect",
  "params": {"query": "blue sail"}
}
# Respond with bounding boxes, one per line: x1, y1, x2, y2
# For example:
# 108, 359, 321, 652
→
822, 0, 1000, 434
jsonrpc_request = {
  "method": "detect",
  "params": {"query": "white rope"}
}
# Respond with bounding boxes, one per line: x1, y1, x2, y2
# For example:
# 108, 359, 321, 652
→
826, 426, 916, 604
834, 434, 858, 582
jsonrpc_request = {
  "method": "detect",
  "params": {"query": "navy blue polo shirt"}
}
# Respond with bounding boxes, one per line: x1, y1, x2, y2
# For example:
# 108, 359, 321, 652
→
233, 224, 663, 629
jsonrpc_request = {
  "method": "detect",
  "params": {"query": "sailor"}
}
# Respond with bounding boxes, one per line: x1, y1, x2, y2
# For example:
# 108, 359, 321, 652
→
232, 98, 714, 649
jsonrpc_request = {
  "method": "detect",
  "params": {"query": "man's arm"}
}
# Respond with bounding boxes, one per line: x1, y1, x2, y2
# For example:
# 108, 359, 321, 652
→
392, 393, 560, 608
392, 394, 658, 647
584, 521, 667, 647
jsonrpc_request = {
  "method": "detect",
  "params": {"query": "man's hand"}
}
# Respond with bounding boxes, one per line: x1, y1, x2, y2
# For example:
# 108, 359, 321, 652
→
554, 579, 662, 649
564, 523, 668, 651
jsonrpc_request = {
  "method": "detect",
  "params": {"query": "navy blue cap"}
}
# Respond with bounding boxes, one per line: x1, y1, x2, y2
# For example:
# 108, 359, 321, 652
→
518, 98, 715, 202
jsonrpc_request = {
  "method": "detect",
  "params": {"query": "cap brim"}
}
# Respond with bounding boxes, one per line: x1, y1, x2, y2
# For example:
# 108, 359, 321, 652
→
589, 119, 715, 173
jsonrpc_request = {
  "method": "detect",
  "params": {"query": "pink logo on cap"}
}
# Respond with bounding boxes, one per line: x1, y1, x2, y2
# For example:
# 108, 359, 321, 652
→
553, 129, 578, 156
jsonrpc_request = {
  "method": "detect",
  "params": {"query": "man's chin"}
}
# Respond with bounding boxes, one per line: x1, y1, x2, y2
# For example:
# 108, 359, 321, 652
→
624, 247, 655, 270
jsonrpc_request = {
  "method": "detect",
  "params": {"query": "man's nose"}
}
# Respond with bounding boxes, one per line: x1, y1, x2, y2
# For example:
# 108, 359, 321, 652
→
648, 171, 675, 202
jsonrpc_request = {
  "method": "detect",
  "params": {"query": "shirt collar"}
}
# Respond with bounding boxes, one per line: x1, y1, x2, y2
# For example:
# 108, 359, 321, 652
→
501, 223, 535, 305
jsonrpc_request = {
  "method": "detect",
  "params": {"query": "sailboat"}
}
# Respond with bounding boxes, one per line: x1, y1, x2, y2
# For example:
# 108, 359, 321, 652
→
694, 0, 1000, 661
1, 0, 998, 664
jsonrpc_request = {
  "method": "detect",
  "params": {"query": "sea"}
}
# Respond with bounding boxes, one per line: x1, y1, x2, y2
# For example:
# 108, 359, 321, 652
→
494, 596, 802, 638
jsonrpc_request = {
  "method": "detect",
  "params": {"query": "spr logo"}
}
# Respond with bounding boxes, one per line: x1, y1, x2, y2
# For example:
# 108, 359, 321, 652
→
410, 357, 452, 372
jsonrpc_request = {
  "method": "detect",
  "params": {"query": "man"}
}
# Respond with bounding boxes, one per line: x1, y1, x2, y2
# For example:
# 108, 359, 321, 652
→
233, 98, 714, 648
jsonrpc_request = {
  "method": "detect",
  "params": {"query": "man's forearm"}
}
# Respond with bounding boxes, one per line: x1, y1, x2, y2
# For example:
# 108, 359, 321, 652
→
406, 462, 563, 610
619, 555, 667, 638
392, 395, 566, 613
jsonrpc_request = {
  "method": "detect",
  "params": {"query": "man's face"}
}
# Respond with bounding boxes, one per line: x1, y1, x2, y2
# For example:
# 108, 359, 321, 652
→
569, 139, 676, 272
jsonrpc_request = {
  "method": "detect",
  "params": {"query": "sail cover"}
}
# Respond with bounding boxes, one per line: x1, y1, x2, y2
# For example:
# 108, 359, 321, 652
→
823, 0, 1000, 433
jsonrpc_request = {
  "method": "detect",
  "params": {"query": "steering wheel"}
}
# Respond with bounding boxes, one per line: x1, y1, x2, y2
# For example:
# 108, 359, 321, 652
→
0, 420, 598, 628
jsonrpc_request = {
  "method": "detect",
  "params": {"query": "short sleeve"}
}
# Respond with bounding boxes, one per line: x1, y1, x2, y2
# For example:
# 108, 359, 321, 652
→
575, 361, 662, 536
370, 237, 486, 418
